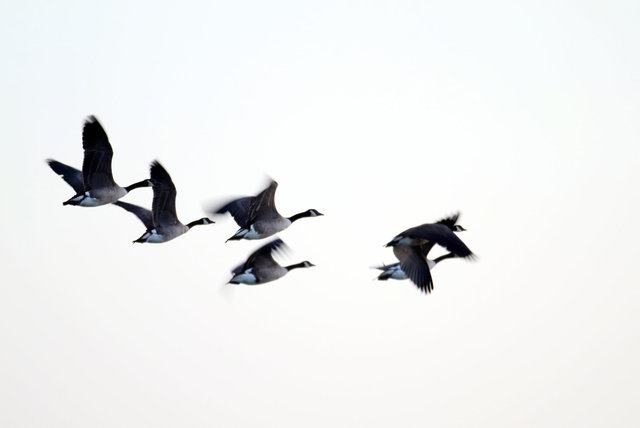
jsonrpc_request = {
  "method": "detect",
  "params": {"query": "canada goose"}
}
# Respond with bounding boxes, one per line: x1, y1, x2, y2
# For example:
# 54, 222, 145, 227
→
114, 160, 213, 243
385, 213, 475, 292
47, 115, 150, 206
376, 252, 456, 281
228, 238, 315, 284
214, 179, 323, 241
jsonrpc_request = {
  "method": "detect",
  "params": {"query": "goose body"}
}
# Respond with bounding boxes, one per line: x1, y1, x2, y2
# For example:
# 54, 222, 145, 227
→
215, 180, 322, 241
376, 253, 456, 281
114, 160, 213, 243
385, 213, 474, 293
228, 238, 314, 285
47, 116, 150, 207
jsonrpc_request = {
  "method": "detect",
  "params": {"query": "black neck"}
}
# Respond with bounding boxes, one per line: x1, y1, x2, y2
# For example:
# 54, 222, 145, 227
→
285, 262, 308, 271
433, 253, 456, 264
288, 211, 312, 223
125, 179, 151, 192
186, 218, 213, 229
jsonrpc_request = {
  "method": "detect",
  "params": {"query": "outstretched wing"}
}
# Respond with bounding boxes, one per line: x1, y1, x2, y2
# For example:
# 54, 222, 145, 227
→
81, 116, 116, 189
47, 159, 84, 193
113, 201, 154, 229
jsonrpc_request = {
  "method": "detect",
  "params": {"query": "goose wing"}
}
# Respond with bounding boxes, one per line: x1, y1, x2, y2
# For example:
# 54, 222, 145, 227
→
81, 116, 116, 189
240, 238, 288, 273
150, 161, 180, 226
393, 245, 434, 293
403, 223, 474, 258
215, 196, 252, 228
47, 160, 84, 194
248, 180, 279, 220
113, 201, 154, 229
215, 180, 279, 227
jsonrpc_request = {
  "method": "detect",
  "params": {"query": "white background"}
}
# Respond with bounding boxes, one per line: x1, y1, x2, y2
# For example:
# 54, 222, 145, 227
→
1, 1, 639, 426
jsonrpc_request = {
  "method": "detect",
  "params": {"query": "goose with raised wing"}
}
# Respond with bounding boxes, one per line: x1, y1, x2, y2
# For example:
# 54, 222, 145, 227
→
47, 115, 150, 207
228, 238, 314, 284
214, 179, 323, 241
114, 160, 213, 243
385, 213, 475, 293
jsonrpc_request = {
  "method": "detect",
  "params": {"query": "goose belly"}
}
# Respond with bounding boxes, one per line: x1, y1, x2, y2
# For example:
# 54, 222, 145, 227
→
388, 268, 408, 280
230, 272, 258, 284
139, 225, 188, 243
256, 267, 288, 284
145, 232, 168, 243
250, 218, 291, 239
93, 187, 128, 204
77, 195, 102, 207
381, 265, 408, 280
395, 236, 423, 246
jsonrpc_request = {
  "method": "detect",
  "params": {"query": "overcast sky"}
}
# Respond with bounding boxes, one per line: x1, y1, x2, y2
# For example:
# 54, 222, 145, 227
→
1, 1, 639, 427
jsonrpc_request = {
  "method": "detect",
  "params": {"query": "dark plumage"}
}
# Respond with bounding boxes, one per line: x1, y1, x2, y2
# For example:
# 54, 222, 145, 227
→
114, 160, 214, 243
214, 179, 323, 241
229, 238, 315, 284
385, 213, 474, 293
47, 116, 150, 206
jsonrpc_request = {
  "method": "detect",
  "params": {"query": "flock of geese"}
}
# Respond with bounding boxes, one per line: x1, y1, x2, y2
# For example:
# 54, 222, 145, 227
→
47, 115, 476, 294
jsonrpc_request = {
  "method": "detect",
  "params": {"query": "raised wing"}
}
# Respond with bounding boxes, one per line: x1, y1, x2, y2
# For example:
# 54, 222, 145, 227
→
245, 238, 288, 270
150, 161, 179, 226
248, 180, 279, 220
215, 180, 279, 227
47, 159, 84, 194
81, 116, 116, 189
393, 245, 434, 293
113, 201, 154, 230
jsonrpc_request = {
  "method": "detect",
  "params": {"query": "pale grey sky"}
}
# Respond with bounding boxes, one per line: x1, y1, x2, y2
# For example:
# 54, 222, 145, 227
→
1, 1, 639, 427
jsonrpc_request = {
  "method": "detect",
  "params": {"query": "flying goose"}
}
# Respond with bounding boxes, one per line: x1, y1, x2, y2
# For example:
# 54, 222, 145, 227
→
228, 238, 315, 284
114, 160, 213, 243
47, 115, 150, 206
214, 179, 323, 241
385, 213, 475, 293
376, 252, 456, 281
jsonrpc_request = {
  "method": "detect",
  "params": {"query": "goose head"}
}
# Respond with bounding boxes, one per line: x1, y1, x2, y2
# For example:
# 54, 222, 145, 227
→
285, 261, 315, 270
288, 209, 324, 222
186, 217, 215, 229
